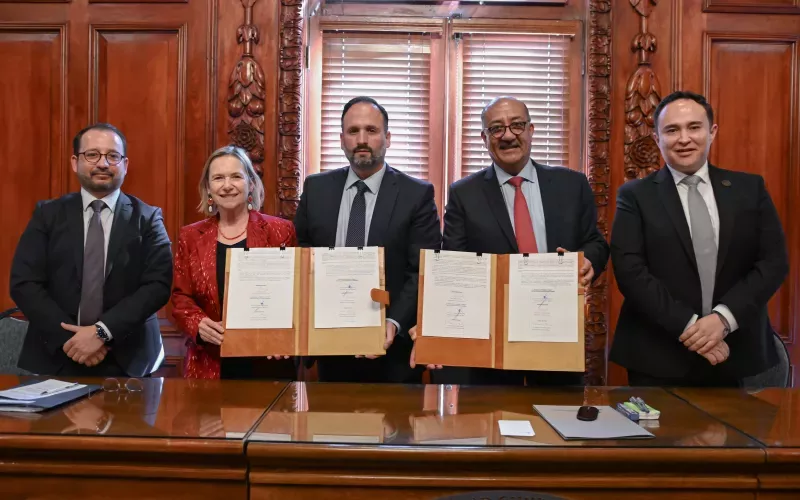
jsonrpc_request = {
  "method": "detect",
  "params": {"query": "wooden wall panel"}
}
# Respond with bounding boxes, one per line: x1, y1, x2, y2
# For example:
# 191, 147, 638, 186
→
705, 36, 800, 346
0, 26, 66, 311
90, 26, 186, 241
703, 0, 800, 14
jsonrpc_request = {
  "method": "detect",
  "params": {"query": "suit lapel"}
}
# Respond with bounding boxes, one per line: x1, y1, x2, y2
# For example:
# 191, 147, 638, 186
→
105, 192, 133, 279
481, 166, 518, 252
367, 166, 399, 246
708, 165, 735, 276
533, 161, 559, 252
325, 168, 349, 247
67, 193, 85, 278
655, 167, 697, 271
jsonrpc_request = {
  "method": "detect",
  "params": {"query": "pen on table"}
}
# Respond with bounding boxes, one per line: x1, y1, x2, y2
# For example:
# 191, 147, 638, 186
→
40, 383, 79, 396
631, 396, 650, 413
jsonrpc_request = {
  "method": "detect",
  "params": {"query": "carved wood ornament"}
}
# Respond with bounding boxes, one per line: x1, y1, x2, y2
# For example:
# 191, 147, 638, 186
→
586, 0, 612, 385
624, 0, 662, 181
228, 0, 267, 177
278, 0, 303, 219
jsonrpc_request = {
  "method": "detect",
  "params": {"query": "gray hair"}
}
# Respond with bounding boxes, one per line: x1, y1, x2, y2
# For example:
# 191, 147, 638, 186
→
197, 145, 264, 216
480, 96, 531, 128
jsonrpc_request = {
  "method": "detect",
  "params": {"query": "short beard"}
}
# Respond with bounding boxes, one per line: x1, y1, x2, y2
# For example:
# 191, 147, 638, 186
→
347, 149, 385, 173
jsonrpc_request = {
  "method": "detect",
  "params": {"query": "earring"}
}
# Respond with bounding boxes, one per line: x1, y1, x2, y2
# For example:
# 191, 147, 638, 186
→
247, 194, 253, 211
207, 197, 213, 213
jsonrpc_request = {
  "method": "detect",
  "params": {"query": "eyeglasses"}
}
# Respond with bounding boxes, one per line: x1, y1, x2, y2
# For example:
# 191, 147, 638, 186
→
103, 378, 144, 404
484, 121, 530, 139
103, 378, 143, 393
79, 149, 126, 165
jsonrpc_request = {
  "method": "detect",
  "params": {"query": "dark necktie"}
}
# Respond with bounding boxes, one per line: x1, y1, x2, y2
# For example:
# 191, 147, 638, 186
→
681, 175, 717, 315
345, 181, 369, 247
79, 199, 106, 325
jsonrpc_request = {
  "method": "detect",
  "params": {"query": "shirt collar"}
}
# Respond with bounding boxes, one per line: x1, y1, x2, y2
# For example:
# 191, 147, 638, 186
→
81, 187, 120, 213
345, 165, 387, 194
667, 161, 710, 186
493, 159, 536, 186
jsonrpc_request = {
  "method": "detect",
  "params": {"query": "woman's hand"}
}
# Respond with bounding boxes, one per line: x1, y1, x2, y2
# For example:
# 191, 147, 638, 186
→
198, 317, 224, 345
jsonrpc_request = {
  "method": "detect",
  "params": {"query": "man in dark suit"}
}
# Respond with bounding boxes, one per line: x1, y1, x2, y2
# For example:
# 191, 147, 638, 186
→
294, 96, 442, 383
425, 96, 608, 386
609, 91, 789, 386
11, 123, 172, 377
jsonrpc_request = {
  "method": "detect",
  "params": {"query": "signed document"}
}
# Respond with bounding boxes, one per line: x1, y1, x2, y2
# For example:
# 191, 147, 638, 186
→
225, 248, 295, 329
314, 247, 382, 329
507, 253, 578, 343
421, 250, 491, 339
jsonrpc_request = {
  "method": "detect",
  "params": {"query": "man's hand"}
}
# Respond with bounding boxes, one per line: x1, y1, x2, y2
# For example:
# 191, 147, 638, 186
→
409, 325, 443, 370
679, 313, 727, 354
359, 322, 397, 360
84, 345, 110, 367
62, 323, 105, 365
701, 339, 730, 366
556, 247, 593, 286
198, 317, 224, 345
266, 355, 291, 360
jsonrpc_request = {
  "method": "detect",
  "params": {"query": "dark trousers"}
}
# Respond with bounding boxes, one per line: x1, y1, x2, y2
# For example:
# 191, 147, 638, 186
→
56, 353, 127, 377
432, 367, 583, 386
221, 357, 297, 380
627, 368, 741, 388
316, 356, 423, 384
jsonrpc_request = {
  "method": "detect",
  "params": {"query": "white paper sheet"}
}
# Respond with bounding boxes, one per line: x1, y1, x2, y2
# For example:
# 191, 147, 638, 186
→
508, 253, 579, 342
421, 250, 491, 339
0, 380, 85, 401
498, 420, 535, 437
225, 248, 295, 329
314, 247, 381, 329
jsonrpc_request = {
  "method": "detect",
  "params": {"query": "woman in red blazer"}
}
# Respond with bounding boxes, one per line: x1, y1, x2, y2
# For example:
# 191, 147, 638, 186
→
171, 145, 297, 379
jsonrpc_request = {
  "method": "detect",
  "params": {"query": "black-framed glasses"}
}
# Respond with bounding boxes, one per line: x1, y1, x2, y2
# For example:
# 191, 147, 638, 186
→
484, 121, 530, 139
79, 149, 126, 165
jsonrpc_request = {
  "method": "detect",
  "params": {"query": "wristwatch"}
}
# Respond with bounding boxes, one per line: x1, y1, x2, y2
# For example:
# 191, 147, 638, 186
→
712, 311, 731, 337
95, 324, 111, 343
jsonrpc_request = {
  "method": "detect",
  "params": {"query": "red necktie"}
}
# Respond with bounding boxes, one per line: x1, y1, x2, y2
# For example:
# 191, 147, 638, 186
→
507, 176, 538, 253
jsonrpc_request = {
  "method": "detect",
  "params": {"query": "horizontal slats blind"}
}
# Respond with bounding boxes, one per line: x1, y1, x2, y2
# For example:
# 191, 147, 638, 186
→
321, 33, 431, 179
459, 33, 571, 177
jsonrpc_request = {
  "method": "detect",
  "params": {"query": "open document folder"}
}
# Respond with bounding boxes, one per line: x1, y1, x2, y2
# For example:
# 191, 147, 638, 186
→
0, 380, 101, 413
533, 405, 654, 440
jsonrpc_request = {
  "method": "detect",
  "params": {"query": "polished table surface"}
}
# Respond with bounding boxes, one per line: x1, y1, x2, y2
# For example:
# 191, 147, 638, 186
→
1, 376, 800, 499
0, 376, 287, 499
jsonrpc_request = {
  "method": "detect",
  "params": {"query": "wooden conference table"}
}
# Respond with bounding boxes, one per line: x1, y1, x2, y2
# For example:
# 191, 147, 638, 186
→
0, 376, 796, 499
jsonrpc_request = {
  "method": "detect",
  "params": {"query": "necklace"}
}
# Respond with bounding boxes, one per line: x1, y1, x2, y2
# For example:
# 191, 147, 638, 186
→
218, 224, 247, 240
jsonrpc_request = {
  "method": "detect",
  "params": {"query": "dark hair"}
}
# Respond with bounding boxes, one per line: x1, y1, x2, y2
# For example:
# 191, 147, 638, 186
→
653, 91, 715, 131
341, 96, 389, 131
72, 123, 127, 156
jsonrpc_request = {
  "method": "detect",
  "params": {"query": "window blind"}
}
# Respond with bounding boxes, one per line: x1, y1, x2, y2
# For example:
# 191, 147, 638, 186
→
458, 33, 572, 178
320, 33, 431, 179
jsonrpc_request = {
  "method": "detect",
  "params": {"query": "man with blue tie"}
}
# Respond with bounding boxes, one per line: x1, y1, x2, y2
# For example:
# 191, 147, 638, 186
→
609, 91, 789, 386
428, 96, 609, 386
293, 96, 442, 383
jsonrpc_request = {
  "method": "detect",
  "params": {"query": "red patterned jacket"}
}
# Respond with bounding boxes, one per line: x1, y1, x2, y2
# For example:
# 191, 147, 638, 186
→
171, 211, 296, 378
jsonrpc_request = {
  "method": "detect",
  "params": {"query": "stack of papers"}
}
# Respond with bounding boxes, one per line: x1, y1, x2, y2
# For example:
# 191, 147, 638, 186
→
0, 380, 86, 401
0, 380, 97, 413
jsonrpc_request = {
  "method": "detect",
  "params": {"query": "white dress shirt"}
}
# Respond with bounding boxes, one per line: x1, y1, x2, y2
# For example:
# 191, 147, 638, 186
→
494, 160, 548, 254
79, 187, 120, 339
666, 163, 739, 333
334, 166, 399, 333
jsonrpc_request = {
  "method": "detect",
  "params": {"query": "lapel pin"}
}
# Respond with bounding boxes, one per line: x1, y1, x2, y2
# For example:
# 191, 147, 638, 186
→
721, 180, 731, 187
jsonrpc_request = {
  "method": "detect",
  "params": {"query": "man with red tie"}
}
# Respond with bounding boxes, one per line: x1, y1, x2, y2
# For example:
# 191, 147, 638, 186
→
435, 96, 609, 386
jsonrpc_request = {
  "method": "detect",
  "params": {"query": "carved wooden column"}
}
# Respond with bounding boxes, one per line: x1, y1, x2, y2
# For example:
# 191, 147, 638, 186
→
586, 0, 612, 385
228, 0, 267, 177
278, 0, 303, 219
624, 0, 662, 180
